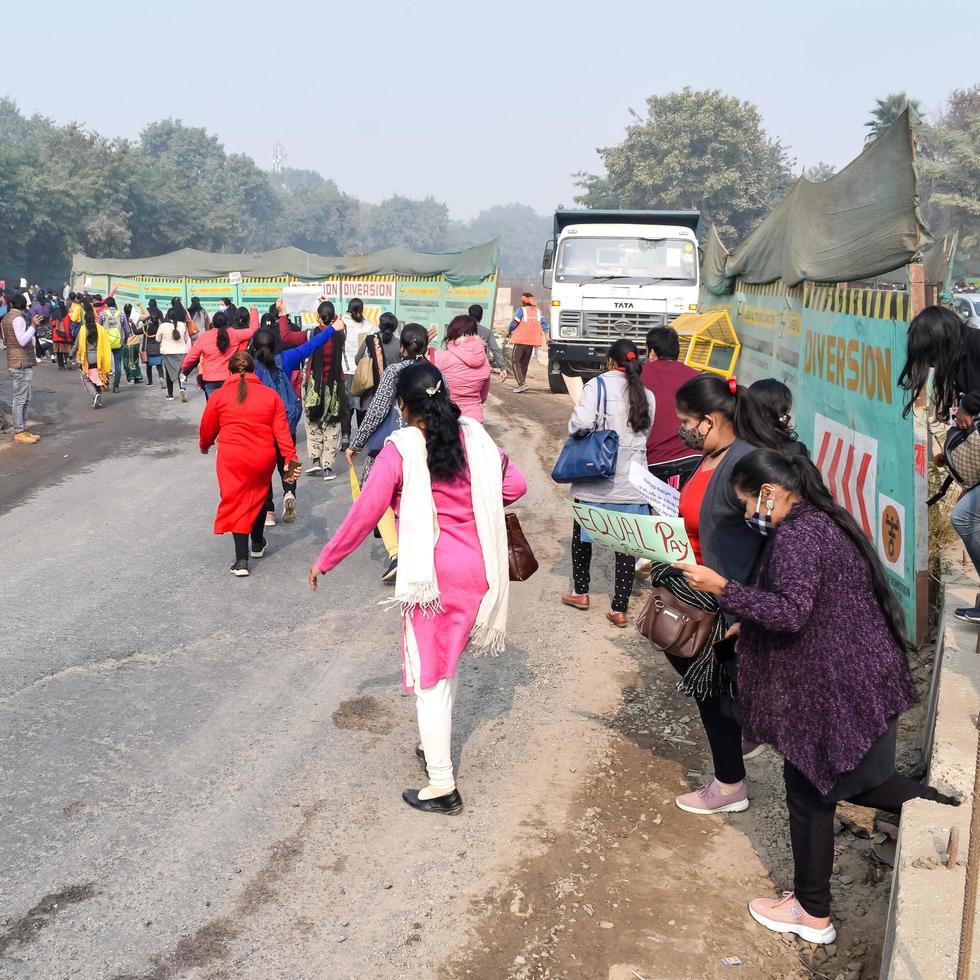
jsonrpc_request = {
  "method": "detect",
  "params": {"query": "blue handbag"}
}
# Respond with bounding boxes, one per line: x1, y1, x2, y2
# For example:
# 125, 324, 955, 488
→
363, 404, 404, 457
551, 376, 620, 482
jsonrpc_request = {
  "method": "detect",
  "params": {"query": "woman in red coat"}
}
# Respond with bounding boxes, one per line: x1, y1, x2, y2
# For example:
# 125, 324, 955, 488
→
199, 352, 301, 576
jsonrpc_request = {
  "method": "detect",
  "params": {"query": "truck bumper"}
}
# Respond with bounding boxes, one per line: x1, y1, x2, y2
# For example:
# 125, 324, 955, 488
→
548, 341, 610, 377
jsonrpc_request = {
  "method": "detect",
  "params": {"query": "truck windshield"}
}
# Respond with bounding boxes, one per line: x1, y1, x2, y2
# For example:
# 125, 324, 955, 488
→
555, 237, 697, 285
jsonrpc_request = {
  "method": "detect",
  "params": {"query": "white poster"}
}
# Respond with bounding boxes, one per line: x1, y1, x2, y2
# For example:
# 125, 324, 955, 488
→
628, 461, 681, 518
813, 413, 878, 542
878, 494, 906, 578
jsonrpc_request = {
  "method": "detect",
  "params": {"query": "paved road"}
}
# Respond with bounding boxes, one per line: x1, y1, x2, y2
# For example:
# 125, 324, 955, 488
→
0, 363, 621, 979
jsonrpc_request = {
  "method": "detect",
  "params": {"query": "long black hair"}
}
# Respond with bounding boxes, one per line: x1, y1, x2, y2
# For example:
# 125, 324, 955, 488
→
166, 301, 187, 342
235, 308, 250, 328
899, 305, 966, 420
211, 310, 231, 354
676, 374, 789, 450
732, 449, 908, 648
317, 300, 335, 326
607, 338, 650, 432
348, 298, 364, 324
396, 361, 466, 483
249, 326, 280, 373
750, 378, 799, 444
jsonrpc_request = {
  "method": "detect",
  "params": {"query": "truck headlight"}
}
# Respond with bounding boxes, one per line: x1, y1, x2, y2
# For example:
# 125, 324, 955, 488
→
559, 325, 580, 339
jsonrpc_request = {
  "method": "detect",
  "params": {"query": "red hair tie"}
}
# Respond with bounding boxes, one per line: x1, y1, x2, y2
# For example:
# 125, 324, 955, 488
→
626, 351, 636, 361
728, 376, 738, 394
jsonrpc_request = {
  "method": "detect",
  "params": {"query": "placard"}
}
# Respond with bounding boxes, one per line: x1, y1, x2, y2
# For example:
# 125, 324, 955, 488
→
567, 500, 696, 565
628, 461, 681, 517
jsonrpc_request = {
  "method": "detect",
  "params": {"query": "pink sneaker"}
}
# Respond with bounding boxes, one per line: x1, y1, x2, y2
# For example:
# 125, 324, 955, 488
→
675, 780, 749, 814
748, 892, 836, 945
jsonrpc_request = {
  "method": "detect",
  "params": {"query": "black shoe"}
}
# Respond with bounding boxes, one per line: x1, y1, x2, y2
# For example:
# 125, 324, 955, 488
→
401, 788, 463, 815
415, 745, 427, 770
382, 556, 398, 583
112, 385, 119, 393
250, 539, 267, 558
230, 559, 250, 577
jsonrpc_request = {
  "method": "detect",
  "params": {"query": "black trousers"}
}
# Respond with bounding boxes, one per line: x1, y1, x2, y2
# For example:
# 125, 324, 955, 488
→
665, 653, 745, 784
511, 344, 534, 386
232, 506, 268, 560
266, 452, 297, 513
571, 520, 635, 613
784, 757, 949, 918
649, 456, 702, 491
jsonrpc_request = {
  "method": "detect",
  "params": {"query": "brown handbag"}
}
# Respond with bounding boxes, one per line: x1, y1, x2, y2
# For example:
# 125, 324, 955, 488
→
635, 586, 717, 658
501, 455, 538, 581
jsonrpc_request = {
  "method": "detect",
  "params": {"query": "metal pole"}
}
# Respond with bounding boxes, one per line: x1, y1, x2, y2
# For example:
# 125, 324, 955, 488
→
955, 720, 980, 980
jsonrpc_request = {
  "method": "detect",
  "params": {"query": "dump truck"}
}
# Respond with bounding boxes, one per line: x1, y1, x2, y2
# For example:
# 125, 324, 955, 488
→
541, 209, 700, 392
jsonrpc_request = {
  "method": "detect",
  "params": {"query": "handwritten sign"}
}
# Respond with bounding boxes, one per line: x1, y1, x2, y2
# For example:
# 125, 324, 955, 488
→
228, 271, 243, 285
567, 501, 696, 565
628, 461, 681, 517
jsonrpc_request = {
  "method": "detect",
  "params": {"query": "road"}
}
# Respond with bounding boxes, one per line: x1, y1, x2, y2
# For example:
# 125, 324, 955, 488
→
0, 360, 890, 979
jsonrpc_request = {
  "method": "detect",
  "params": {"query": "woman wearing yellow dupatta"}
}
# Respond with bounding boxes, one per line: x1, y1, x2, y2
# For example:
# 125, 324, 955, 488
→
70, 306, 112, 409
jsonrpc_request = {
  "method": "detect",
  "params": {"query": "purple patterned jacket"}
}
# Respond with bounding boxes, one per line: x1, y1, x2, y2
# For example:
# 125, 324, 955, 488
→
720, 501, 918, 794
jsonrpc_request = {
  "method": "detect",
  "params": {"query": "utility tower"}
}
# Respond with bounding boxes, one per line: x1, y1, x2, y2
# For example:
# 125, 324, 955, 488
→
271, 142, 287, 175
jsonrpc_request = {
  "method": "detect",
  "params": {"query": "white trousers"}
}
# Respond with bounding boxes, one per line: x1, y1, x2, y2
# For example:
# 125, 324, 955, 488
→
405, 620, 458, 792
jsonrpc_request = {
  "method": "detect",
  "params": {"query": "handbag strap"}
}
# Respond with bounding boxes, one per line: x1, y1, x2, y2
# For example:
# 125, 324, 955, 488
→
593, 376, 608, 431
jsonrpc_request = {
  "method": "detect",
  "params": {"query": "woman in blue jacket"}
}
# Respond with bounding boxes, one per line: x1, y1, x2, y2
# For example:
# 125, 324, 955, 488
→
250, 322, 336, 528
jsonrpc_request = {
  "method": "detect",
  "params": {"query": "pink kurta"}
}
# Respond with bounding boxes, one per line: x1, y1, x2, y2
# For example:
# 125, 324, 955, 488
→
316, 442, 527, 689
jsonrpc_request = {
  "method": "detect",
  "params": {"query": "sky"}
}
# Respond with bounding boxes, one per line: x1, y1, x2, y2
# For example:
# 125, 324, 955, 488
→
6, 0, 976, 219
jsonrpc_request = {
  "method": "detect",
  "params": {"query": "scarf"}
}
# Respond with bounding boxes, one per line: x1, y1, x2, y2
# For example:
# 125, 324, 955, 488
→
387, 417, 510, 654
76, 323, 112, 381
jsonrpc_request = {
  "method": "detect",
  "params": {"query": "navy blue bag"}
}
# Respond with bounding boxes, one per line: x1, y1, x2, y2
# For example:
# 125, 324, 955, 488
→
551, 376, 619, 483
258, 359, 303, 435
363, 404, 404, 457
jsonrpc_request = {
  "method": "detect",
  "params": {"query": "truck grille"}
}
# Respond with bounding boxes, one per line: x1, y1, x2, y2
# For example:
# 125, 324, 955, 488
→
583, 311, 677, 341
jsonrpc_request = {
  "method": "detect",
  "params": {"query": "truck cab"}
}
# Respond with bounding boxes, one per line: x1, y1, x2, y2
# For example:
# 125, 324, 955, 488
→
542, 209, 700, 393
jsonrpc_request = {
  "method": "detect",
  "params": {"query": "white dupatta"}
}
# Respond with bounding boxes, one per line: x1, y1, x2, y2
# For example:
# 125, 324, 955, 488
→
386, 417, 509, 653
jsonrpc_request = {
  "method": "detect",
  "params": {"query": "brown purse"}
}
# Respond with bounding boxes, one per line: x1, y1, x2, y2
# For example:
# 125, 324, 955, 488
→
501, 455, 538, 581
635, 586, 717, 658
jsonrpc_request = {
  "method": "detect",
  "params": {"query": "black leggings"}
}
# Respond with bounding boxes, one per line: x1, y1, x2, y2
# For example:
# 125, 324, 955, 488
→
665, 653, 745, 784
146, 365, 158, 384
232, 507, 268, 560
784, 758, 951, 918
571, 520, 635, 613
266, 453, 297, 513
56, 352, 69, 368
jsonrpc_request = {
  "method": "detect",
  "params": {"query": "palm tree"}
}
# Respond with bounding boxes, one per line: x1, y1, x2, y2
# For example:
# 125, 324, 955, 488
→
865, 93, 923, 142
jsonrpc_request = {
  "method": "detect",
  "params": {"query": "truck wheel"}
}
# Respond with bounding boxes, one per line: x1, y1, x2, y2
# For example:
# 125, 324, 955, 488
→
548, 371, 568, 395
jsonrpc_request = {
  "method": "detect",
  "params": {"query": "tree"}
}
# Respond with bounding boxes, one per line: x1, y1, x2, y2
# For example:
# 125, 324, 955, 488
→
355, 195, 450, 253
803, 162, 836, 183
865, 92, 923, 142
453, 204, 551, 276
575, 88, 794, 244
918, 85, 980, 264
270, 168, 360, 255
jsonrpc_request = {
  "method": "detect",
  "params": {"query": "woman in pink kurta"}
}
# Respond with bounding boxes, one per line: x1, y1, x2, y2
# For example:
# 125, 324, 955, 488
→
310, 361, 527, 816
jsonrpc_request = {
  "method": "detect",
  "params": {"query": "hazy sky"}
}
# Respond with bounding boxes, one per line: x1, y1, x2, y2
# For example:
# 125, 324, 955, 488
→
6, 0, 975, 218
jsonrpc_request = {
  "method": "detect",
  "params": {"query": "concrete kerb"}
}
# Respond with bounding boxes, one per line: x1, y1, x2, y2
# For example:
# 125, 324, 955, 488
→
880, 571, 980, 979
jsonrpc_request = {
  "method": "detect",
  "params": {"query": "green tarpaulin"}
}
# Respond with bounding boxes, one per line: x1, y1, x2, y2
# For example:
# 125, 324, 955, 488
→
72, 240, 499, 287
703, 109, 931, 294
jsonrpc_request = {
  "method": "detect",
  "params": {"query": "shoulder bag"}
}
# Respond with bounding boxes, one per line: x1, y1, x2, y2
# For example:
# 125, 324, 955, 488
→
350, 334, 379, 396
501, 454, 538, 581
551, 376, 619, 483
635, 580, 718, 659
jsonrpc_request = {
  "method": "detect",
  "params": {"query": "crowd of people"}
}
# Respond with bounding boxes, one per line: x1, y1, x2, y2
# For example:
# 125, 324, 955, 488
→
1, 278, 967, 949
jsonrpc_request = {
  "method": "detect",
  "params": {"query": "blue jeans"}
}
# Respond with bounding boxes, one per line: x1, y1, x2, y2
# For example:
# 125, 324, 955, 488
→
111, 348, 123, 389
203, 380, 224, 400
950, 484, 980, 583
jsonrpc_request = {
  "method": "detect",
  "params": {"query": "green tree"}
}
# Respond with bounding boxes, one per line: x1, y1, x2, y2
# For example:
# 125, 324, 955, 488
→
803, 162, 836, 183
918, 85, 980, 263
865, 92, 923, 142
453, 203, 551, 276
270, 168, 360, 255
355, 195, 450, 252
575, 88, 793, 243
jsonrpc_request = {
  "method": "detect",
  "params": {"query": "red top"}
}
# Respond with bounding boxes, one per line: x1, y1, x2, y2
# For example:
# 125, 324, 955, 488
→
678, 465, 712, 563
640, 359, 699, 464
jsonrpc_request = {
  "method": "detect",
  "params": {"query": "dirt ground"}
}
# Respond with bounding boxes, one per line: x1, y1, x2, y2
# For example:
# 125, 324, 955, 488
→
441, 361, 936, 980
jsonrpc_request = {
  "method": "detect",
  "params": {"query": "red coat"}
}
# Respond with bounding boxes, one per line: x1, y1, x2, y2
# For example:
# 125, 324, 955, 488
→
199, 374, 297, 534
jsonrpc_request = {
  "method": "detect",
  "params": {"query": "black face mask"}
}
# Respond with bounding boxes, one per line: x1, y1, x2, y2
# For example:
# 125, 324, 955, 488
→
678, 418, 711, 451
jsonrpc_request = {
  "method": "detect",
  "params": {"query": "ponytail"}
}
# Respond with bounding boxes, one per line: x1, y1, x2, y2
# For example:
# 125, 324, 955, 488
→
216, 322, 230, 354
732, 450, 908, 649
607, 339, 650, 432
396, 362, 466, 482
228, 351, 254, 403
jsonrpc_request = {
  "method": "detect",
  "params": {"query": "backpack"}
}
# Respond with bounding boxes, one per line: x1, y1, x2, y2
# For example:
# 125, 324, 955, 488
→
928, 421, 980, 506
102, 309, 122, 349
260, 358, 303, 434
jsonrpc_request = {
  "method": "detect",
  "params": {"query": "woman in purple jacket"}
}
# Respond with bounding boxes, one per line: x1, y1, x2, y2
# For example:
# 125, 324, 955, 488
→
676, 449, 956, 946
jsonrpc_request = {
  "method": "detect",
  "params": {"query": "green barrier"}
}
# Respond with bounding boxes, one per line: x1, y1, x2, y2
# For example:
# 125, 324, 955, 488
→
702, 282, 927, 640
